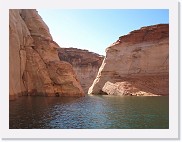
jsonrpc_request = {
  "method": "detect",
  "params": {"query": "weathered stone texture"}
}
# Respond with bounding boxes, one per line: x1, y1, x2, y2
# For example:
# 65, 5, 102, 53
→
88, 24, 169, 96
9, 9, 84, 100
58, 48, 104, 94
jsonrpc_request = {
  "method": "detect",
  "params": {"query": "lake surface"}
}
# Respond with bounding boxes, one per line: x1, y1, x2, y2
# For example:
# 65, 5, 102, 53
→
9, 95, 169, 129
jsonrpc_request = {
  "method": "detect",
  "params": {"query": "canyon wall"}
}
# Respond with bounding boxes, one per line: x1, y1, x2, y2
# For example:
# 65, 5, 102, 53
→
9, 9, 84, 100
58, 48, 104, 93
88, 24, 169, 96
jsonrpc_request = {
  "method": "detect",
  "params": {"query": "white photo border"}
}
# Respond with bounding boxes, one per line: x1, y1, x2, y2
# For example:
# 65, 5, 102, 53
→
0, 0, 179, 139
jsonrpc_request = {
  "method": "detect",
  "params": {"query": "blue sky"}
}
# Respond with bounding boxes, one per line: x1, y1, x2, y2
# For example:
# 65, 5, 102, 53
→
38, 9, 169, 55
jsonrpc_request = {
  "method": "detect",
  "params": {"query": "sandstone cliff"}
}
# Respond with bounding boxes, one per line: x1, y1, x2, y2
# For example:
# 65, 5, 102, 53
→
88, 24, 169, 96
9, 9, 84, 100
58, 48, 104, 93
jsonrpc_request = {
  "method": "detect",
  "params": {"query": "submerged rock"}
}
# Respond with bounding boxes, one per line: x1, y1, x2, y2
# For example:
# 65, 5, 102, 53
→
9, 9, 84, 100
89, 24, 169, 96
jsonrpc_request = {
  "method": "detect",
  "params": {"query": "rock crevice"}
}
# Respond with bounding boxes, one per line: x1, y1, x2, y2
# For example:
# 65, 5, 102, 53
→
9, 9, 84, 100
58, 48, 104, 94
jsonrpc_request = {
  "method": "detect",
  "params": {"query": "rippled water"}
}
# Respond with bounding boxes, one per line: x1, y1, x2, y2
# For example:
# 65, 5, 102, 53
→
9, 95, 168, 129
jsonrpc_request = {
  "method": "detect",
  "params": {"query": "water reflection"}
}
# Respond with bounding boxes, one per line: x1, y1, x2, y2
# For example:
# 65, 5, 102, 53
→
9, 96, 169, 129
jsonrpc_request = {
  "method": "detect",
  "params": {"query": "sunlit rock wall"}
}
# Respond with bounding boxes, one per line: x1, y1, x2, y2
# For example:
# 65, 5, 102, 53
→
88, 24, 169, 96
9, 9, 84, 100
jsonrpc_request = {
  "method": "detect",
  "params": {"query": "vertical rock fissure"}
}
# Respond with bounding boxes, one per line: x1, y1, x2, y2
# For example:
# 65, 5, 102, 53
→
9, 9, 84, 99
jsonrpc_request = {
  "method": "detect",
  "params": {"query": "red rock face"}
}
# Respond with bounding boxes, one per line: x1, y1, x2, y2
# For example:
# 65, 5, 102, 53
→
115, 24, 169, 44
58, 48, 104, 94
89, 24, 169, 96
9, 9, 84, 100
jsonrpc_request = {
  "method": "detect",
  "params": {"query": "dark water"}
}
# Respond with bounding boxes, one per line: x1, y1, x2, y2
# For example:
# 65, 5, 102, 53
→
9, 95, 169, 129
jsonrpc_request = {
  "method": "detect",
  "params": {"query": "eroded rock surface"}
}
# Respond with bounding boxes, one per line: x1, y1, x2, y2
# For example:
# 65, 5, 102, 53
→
88, 24, 169, 96
9, 9, 84, 100
58, 48, 104, 93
